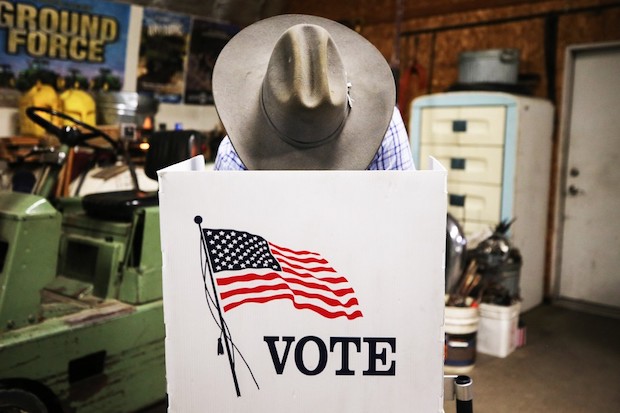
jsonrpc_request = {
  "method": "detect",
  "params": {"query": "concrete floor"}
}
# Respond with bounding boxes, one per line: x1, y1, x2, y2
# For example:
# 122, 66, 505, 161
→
444, 304, 620, 413
140, 304, 620, 413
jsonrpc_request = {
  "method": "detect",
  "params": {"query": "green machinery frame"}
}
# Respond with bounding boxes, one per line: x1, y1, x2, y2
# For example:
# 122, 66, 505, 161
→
0, 108, 171, 412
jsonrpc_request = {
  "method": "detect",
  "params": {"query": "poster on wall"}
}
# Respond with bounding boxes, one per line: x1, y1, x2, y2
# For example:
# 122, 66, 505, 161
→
137, 8, 191, 104
0, 0, 130, 92
184, 19, 238, 106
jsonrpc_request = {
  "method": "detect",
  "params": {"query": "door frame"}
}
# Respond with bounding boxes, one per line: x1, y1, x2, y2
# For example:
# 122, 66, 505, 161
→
550, 40, 620, 318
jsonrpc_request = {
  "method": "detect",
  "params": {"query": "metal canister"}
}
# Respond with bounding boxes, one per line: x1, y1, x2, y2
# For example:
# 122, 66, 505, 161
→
93, 92, 158, 129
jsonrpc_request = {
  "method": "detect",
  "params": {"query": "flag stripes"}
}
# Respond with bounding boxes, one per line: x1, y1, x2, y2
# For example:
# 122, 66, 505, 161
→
203, 229, 363, 320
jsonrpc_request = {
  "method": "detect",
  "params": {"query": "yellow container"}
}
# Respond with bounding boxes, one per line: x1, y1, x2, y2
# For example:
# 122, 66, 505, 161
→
59, 89, 96, 126
18, 83, 61, 137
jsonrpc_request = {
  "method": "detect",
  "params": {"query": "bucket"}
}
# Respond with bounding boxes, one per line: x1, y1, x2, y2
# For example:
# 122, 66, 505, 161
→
477, 302, 521, 358
444, 303, 480, 374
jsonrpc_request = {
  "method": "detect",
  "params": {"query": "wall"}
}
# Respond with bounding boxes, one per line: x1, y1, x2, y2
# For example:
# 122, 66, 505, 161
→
286, 0, 620, 299
353, 0, 620, 125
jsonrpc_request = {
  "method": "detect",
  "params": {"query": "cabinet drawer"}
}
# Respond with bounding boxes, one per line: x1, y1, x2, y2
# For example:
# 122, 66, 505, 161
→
420, 145, 504, 185
447, 182, 501, 223
462, 220, 497, 238
420, 106, 506, 146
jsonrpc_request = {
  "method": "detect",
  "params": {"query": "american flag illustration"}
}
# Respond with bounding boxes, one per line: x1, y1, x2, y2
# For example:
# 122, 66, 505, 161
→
202, 228, 363, 320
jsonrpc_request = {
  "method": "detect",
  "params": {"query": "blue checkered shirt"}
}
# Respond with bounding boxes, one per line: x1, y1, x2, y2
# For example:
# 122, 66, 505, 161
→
214, 107, 415, 170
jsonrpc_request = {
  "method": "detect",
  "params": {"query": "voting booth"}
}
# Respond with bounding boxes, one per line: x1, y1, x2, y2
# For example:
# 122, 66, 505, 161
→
158, 156, 447, 412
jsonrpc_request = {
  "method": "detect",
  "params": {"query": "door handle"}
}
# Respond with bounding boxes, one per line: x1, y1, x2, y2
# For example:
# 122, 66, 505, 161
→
568, 185, 581, 196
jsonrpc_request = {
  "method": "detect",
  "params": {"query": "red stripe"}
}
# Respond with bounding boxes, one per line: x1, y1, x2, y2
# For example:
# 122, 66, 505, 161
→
217, 273, 355, 298
223, 293, 363, 320
271, 249, 329, 265
217, 272, 355, 297
221, 283, 359, 307
217, 270, 348, 287
279, 266, 348, 283
268, 242, 320, 256
276, 255, 336, 273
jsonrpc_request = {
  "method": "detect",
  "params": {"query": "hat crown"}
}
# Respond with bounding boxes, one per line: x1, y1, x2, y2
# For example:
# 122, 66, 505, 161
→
261, 24, 348, 148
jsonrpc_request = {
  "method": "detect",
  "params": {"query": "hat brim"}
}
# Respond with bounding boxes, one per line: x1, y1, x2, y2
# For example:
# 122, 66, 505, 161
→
212, 14, 395, 170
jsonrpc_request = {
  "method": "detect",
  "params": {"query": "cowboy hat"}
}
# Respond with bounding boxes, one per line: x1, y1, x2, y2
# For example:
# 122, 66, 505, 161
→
212, 14, 395, 170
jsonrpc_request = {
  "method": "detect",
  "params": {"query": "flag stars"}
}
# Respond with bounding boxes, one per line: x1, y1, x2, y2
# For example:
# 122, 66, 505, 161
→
204, 229, 282, 272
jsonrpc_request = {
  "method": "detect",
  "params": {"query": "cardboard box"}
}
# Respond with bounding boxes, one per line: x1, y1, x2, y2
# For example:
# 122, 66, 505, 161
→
158, 156, 447, 412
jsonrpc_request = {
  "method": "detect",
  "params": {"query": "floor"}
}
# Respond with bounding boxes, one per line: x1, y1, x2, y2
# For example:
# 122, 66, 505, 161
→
443, 304, 620, 413
140, 304, 620, 413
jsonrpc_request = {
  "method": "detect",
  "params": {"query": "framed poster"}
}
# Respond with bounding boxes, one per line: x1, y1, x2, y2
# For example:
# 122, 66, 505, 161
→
0, 0, 130, 92
184, 19, 238, 105
137, 8, 191, 104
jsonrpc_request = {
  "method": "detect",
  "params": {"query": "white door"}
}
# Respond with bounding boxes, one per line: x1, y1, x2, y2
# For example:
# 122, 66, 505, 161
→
558, 42, 620, 309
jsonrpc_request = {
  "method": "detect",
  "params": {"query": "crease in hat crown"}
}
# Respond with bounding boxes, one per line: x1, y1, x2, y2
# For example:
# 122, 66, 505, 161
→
261, 23, 349, 149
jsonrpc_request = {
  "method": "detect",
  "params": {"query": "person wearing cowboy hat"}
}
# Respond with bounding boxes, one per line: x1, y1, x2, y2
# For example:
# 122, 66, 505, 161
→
212, 14, 414, 171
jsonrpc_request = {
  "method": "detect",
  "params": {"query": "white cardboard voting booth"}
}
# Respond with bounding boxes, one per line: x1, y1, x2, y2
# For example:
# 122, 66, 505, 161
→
158, 156, 447, 412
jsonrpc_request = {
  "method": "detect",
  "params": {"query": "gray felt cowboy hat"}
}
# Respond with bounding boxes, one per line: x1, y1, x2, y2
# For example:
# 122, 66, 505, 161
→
212, 14, 396, 170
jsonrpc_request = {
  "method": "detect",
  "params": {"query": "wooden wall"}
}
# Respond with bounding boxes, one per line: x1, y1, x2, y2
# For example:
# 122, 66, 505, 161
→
288, 0, 620, 298
288, 0, 620, 128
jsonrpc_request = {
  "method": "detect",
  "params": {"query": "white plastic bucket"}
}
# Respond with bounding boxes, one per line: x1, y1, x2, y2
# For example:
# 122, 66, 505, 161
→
444, 304, 480, 374
477, 302, 521, 358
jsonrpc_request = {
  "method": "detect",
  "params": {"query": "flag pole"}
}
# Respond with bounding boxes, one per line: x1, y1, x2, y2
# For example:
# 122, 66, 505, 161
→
195, 216, 241, 397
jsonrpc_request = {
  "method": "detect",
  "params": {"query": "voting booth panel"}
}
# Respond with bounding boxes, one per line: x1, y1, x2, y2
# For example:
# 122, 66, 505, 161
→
158, 156, 447, 412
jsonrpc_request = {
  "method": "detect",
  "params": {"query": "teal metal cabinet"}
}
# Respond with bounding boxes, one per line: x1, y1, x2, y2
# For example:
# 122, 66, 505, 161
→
409, 91, 554, 311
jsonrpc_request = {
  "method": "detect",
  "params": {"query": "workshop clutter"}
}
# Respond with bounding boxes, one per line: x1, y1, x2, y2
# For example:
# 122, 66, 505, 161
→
444, 297, 479, 374
470, 219, 522, 304
94, 91, 159, 134
444, 218, 524, 370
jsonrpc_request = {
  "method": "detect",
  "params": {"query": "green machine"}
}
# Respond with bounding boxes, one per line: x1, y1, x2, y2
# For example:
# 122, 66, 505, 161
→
0, 108, 199, 412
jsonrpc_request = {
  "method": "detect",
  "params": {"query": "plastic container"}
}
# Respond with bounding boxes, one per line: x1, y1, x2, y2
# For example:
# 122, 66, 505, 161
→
477, 301, 521, 358
458, 48, 520, 84
444, 303, 480, 374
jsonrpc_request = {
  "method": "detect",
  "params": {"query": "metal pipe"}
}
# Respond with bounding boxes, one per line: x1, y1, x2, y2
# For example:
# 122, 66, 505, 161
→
455, 375, 474, 413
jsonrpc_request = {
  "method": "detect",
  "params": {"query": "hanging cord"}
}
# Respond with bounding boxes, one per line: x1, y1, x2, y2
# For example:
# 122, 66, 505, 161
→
198, 228, 260, 390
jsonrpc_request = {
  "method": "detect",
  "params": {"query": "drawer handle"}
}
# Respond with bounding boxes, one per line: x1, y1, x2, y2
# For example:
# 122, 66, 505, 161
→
452, 120, 467, 132
449, 194, 466, 207
450, 158, 466, 170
